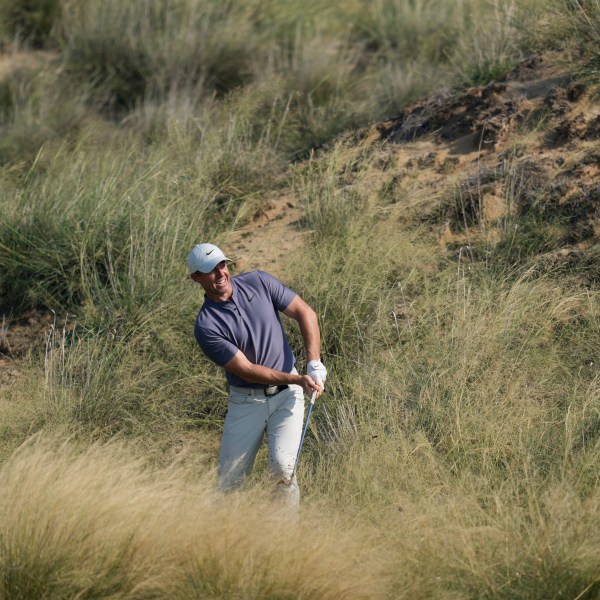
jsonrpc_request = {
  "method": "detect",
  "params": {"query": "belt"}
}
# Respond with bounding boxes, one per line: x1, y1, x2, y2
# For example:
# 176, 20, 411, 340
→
263, 384, 289, 397
230, 384, 289, 397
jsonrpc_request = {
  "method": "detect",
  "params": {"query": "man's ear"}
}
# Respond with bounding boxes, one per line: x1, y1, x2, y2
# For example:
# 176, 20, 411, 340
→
190, 272, 203, 284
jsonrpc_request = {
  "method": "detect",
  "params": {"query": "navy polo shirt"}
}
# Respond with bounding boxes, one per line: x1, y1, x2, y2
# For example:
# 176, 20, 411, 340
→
194, 271, 297, 387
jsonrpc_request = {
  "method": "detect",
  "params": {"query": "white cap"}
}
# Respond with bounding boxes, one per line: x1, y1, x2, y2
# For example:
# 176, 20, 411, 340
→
188, 243, 230, 274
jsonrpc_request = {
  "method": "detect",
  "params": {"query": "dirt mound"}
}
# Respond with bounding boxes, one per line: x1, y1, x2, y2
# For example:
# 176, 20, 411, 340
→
364, 54, 599, 259
376, 55, 572, 149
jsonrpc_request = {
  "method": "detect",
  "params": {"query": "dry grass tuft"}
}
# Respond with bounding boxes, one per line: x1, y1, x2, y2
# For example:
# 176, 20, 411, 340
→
0, 436, 386, 599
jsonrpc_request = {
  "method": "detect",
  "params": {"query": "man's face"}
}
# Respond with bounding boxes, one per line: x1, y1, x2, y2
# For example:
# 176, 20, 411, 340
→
190, 260, 232, 301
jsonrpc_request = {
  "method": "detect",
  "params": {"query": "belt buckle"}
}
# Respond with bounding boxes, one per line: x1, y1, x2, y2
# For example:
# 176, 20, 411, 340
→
264, 385, 278, 397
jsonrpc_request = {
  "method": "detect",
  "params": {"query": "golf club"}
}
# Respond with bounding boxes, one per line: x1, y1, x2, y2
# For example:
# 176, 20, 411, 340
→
291, 390, 317, 481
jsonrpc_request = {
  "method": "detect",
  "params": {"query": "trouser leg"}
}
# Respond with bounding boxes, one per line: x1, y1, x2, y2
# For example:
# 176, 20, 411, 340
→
218, 392, 268, 491
266, 384, 305, 508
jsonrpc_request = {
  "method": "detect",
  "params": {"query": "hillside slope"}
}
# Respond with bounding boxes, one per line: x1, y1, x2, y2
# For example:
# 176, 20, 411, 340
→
226, 51, 600, 276
1, 51, 599, 386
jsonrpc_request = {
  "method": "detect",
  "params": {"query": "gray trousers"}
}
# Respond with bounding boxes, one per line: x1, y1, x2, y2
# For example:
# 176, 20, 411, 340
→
218, 379, 305, 508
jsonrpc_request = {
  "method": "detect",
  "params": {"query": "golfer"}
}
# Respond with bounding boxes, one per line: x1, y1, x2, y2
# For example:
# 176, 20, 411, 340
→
188, 242, 327, 507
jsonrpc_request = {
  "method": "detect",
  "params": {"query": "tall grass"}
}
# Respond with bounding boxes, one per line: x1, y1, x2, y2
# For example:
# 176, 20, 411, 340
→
0, 123, 251, 310
2, 1, 600, 598
0, 0, 560, 159
59, 0, 259, 111
272, 132, 600, 598
297, 233, 600, 598
0, 62, 87, 164
0, 437, 384, 599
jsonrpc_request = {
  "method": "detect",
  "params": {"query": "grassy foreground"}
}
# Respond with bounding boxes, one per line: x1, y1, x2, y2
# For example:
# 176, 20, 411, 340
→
0, 436, 383, 599
2, 0, 600, 598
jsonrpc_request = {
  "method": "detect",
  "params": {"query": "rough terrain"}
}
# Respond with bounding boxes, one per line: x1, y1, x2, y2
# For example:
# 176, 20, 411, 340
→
2, 51, 599, 386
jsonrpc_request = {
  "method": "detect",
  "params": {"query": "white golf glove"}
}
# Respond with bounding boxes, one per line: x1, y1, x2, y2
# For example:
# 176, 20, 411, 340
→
307, 359, 327, 389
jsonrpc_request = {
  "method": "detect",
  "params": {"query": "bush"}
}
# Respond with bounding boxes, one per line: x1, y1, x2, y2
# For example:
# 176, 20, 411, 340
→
0, 0, 60, 46
60, 0, 258, 112
0, 66, 87, 165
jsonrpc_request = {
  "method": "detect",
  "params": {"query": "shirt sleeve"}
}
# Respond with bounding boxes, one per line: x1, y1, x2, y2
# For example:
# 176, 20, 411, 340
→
194, 321, 238, 366
257, 271, 296, 311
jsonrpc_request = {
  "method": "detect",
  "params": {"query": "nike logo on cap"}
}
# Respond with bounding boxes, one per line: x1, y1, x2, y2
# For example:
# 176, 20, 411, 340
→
206, 249, 214, 255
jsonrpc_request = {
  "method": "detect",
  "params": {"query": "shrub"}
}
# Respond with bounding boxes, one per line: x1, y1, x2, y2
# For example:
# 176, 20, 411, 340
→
0, 0, 60, 46
60, 0, 258, 112
0, 65, 87, 165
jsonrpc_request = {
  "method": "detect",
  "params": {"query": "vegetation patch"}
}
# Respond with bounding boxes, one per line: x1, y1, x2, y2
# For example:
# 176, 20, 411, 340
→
1, 1, 600, 598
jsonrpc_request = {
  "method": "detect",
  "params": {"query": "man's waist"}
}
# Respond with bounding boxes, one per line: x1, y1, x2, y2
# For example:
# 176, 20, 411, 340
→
229, 368, 298, 397
229, 384, 290, 397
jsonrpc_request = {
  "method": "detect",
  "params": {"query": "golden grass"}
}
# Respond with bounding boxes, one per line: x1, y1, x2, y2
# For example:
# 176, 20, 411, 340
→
0, 436, 386, 599
2, 1, 600, 597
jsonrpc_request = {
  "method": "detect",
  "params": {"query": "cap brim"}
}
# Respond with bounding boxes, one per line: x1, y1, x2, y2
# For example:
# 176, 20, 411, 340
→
195, 255, 231, 274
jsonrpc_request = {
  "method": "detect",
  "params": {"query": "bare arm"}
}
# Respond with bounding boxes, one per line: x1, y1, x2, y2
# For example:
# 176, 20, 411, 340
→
283, 295, 321, 362
223, 350, 320, 396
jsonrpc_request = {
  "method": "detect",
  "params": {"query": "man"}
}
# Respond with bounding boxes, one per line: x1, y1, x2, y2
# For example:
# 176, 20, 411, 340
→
188, 242, 327, 507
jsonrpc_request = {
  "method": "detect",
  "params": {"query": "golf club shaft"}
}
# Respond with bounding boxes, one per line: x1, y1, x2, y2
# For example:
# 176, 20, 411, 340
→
291, 390, 317, 480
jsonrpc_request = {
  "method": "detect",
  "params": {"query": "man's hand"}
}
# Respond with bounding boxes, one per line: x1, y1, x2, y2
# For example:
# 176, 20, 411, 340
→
299, 374, 323, 399
307, 360, 327, 390
223, 350, 324, 398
